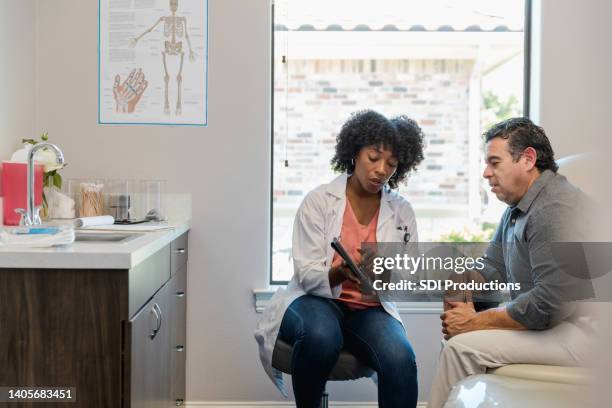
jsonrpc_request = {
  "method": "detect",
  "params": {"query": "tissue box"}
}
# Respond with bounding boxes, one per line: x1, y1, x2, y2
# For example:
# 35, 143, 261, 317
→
2, 161, 44, 226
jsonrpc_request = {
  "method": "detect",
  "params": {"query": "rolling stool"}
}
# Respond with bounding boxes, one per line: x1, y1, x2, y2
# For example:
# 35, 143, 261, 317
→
272, 338, 375, 408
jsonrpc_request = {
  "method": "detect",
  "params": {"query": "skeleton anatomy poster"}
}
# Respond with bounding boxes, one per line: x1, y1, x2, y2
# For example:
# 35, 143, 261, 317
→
99, 0, 208, 126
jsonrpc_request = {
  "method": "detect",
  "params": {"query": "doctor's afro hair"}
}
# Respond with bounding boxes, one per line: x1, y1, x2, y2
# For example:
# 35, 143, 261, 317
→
330, 110, 425, 189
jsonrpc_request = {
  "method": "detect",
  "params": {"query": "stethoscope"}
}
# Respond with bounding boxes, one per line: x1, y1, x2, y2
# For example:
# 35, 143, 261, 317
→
397, 225, 411, 244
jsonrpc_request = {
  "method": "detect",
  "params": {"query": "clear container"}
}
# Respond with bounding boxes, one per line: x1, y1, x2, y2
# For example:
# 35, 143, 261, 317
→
141, 180, 167, 221
46, 178, 79, 219
76, 179, 107, 217
59, 178, 166, 222
104, 179, 136, 222
104, 179, 166, 222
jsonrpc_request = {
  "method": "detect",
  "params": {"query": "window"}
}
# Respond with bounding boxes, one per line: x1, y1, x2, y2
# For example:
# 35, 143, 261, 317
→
271, 0, 529, 283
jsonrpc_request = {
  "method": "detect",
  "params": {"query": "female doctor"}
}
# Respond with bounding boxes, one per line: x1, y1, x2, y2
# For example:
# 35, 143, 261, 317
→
255, 110, 425, 407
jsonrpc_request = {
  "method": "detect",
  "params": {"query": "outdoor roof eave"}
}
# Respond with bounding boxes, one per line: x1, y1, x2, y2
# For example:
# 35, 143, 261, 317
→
274, 31, 523, 60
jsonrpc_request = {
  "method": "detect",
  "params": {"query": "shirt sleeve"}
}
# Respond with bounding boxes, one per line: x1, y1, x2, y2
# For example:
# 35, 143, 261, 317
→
291, 192, 342, 298
505, 205, 592, 330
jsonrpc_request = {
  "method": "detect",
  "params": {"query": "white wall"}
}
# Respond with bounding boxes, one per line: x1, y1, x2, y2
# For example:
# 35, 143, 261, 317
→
533, 2, 612, 407
0, 0, 37, 161
0, 0, 609, 404
32, 0, 275, 401
532, 0, 612, 157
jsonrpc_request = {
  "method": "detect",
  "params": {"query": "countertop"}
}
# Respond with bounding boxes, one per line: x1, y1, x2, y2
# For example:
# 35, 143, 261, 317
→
0, 221, 190, 270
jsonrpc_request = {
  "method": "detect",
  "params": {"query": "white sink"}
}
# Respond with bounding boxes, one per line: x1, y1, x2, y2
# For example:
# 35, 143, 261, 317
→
74, 232, 143, 243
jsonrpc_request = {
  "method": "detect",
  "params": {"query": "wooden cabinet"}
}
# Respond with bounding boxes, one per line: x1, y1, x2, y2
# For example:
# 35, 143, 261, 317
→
0, 232, 188, 408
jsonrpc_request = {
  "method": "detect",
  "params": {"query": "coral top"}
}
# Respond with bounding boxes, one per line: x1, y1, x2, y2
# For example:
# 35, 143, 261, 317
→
332, 199, 381, 310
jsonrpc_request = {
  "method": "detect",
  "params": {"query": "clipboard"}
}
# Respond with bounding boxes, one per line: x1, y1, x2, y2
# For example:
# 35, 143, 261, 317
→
331, 237, 375, 292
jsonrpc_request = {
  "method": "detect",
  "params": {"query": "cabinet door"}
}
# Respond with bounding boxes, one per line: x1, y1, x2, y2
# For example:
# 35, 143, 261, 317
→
169, 266, 187, 406
128, 283, 171, 408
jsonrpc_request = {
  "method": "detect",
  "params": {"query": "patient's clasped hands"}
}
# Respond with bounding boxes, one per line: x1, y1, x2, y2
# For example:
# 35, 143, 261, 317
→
441, 301, 477, 340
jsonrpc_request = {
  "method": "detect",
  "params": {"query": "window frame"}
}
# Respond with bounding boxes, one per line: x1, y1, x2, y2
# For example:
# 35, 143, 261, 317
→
269, 0, 533, 285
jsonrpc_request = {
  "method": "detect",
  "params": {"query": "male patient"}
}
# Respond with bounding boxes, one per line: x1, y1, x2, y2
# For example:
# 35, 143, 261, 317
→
428, 117, 595, 407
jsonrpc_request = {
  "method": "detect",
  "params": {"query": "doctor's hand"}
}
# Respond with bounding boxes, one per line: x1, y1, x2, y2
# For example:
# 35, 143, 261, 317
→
440, 301, 477, 340
329, 262, 361, 287
357, 247, 378, 279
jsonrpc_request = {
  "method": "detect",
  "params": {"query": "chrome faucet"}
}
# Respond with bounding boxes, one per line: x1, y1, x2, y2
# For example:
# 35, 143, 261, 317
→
15, 143, 65, 226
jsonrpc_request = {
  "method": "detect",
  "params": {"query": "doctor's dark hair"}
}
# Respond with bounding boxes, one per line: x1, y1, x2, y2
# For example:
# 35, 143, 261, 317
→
484, 117, 558, 173
330, 110, 425, 189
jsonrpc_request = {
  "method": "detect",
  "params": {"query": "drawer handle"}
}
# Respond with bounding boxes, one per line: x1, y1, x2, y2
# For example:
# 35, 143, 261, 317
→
155, 304, 163, 332
150, 303, 163, 339
174, 248, 186, 254
175, 345, 185, 352
150, 304, 160, 339
175, 291, 185, 298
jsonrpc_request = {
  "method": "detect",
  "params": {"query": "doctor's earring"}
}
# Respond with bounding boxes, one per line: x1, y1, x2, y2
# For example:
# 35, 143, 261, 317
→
351, 158, 355, 167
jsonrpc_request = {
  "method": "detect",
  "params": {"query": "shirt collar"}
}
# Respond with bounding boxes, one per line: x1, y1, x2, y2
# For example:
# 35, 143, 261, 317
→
514, 169, 555, 213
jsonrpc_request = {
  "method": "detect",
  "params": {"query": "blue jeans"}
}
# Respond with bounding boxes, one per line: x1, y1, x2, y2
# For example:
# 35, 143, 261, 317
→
279, 295, 418, 408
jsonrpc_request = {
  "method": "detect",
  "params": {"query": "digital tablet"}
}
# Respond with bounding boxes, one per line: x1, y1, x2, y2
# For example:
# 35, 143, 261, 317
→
331, 237, 375, 292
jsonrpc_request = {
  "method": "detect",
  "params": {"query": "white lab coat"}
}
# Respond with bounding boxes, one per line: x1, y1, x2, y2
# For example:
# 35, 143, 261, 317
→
254, 173, 419, 395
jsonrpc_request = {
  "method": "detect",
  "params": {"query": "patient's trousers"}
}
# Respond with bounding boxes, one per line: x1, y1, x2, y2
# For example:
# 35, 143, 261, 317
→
428, 320, 593, 408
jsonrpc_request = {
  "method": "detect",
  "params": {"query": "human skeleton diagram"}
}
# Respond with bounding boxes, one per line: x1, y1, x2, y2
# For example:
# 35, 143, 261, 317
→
130, 0, 196, 115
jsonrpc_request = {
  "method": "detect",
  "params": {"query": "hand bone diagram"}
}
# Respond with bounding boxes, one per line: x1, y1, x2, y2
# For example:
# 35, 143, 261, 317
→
113, 68, 148, 113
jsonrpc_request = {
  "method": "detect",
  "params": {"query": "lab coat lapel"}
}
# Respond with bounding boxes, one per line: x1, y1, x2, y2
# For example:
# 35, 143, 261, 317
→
377, 187, 395, 239
325, 174, 348, 264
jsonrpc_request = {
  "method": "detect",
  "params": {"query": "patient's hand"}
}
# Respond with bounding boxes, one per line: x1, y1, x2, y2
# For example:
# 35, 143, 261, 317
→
440, 301, 477, 340
443, 270, 487, 311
